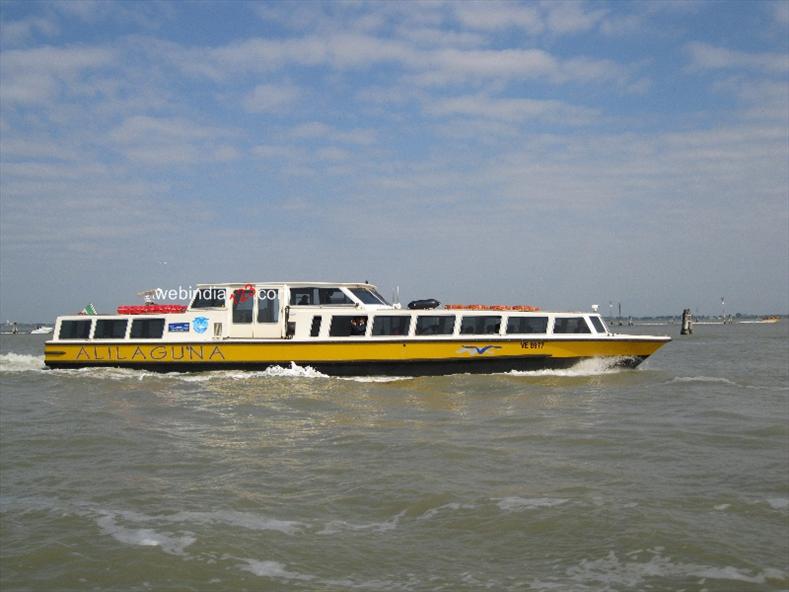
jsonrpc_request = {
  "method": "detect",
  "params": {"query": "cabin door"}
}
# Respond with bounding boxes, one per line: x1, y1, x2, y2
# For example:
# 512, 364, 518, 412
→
228, 288, 255, 338
254, 287, 284, 338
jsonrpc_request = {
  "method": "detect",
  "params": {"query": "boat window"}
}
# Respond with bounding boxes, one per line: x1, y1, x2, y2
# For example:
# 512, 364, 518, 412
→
553, 317, 592, 334
290, 287, 317, 305
191, 287, 226, 309
290, 287, 354, 305
460, 315, 501, 335
329, 315, 368, 337
415, 315, 456, 336
590, 316, 607, 333
372, 316, 411, 336
310, 316, 322, 337
59, 319, 92, 339
94, 319, 128, 339
370, 289, 389, 305
319, 288, 352, 305
506, 316, 549, 334
350, 288, 387, 305
130, 318, 165, 339
257, 291, 279, 323
232, 289, 254, 323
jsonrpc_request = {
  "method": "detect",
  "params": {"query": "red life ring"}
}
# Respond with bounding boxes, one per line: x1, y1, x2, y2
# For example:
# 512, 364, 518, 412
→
117, 305, 187, 315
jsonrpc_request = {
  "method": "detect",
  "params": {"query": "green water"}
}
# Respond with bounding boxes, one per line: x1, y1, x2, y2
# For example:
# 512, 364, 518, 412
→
1, 324, 787, 591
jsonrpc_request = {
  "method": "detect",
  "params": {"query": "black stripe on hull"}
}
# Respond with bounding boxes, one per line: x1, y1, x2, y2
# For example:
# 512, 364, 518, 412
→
45, 355, 647, 376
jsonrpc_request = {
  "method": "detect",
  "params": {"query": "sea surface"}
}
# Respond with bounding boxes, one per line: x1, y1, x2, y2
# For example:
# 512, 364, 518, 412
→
1, 324, 787, 592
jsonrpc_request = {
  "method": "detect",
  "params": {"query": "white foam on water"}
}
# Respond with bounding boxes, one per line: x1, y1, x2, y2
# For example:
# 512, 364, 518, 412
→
162, 363, 328, 382
168, 510, 303, 534
495, 497, 570, 511
257, 362, 329, 378
145, 365, 411, 383
0, 353, 46, 373
337, 375, 414, 383
236, 562, 416, 592
57, 366, 156, 382
668, 376, 739, 386
692, 566, 768, 584
117, 362, 330, 382
0, 352, 626, 381
95, 512, 195, 556
239, 559, 315, 581
766, 497, 789, 510
713, 504, 731, 511
507, 357, 630, 378
318, 509, 406, 535
418, 502, 477, 521
744, 384, 789, 391
555, 549, 783, 589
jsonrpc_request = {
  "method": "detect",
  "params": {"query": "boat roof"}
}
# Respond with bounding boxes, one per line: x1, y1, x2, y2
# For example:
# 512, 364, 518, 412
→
196, 281, 379, 289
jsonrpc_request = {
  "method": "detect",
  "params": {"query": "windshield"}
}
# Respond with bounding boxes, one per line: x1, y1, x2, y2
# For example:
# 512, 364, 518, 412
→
590, 315, 608, 333
350, 287, 388, 305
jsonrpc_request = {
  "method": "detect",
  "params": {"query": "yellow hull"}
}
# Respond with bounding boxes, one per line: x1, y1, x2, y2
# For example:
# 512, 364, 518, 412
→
44, 337, 668, 375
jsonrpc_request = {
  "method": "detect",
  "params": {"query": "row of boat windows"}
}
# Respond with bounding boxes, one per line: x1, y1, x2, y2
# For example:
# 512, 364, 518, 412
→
58, 315, 606, 340
59, 319, 164, 340
316, 315, 602, 337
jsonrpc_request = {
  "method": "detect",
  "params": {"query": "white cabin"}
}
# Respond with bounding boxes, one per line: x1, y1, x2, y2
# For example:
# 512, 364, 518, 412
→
52, 281, 614, 343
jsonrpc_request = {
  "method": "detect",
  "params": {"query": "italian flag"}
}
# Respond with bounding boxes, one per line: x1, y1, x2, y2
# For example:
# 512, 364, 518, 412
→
80, 303, 97, 315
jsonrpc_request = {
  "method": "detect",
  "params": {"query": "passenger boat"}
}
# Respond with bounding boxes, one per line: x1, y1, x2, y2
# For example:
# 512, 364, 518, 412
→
30, 325, 54, 335
44, 282, 670, 376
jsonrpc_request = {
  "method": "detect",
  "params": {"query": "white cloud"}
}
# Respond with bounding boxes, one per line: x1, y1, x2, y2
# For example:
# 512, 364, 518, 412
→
542, 1, 606, 34
599, 13, 642, 36
393, 26, 486, 49
213, 145, 241, 161
453, 2, 543, 33
770, 0, 789, 25
289, 122, 377, 145
53, 0, 112, 22
290, 122, 333, 138
0, 45, 115, 104
452, 1, 620, 36
158, 32, 634, 89
686, 42, 789, 74
712, 76, 789, 122
242, 83, 300, 113
251, 144, 302, 160
423, 47, 558, 81
0, 15, 59, 45
109, 115, 217, 144
0, 136, 82, 161
315, 146, 349, 161
425, 94, 599, 125
108, 115, 237, 165
51, 0, 175, 29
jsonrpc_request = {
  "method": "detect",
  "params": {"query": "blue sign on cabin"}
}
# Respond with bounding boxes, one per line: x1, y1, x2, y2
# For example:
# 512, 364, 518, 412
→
168, 322, 190, 333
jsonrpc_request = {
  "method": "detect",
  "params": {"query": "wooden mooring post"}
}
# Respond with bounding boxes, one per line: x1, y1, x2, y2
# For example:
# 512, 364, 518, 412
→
680, 308, 693, 335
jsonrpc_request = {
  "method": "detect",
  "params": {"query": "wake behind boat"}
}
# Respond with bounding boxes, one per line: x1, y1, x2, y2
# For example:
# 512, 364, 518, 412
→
44, 281, 670, 376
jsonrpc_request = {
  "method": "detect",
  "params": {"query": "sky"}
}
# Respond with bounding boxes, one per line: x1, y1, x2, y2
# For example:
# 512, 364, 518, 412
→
1, 0, 787, 321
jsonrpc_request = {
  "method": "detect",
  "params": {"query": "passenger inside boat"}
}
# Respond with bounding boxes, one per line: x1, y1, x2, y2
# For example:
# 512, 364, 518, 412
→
350, 317, 367, 336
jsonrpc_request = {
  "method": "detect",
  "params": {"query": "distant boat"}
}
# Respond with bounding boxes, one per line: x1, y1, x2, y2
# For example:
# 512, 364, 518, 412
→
739, 316, 781, 325
31, 326, 53, 335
